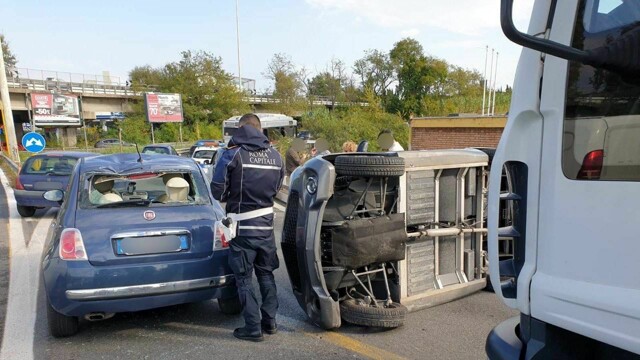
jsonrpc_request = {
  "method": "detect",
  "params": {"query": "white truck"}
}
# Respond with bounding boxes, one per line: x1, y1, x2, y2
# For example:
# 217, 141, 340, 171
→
486, 0, 640, 358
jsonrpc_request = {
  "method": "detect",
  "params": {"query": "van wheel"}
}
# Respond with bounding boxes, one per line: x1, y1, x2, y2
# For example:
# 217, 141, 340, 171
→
17, 205, 36, 217
47, 301, 78, 338
334, 156, 405, 177
218, 295, 242, 315
340, 299, 407, 328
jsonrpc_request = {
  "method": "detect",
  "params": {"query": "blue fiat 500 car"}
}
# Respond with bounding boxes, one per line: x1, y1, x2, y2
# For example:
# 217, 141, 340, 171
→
41, 153, 238, 337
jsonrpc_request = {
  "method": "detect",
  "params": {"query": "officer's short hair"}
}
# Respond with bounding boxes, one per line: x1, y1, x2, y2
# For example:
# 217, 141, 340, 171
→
378, 128, 393, 138
239, 113, 262, 131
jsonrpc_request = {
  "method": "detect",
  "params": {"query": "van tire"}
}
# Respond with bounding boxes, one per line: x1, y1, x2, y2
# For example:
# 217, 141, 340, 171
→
340, 299, 407, 328
218, 295, 242, 315
47, 301, 79, 338
17, 205, 36, 217
334, 156, 405, 177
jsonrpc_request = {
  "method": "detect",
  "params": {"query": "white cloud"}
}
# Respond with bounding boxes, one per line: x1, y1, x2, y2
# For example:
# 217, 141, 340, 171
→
400, 28, 420, 37
306, 0, 533, 36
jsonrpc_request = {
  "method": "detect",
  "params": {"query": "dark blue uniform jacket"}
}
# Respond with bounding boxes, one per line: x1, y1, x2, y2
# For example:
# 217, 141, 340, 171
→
211, 126, 284, 237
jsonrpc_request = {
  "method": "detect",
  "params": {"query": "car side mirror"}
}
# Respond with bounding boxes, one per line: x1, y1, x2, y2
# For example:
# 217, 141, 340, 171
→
501, 0, 640, 75
204, 160, 210, 165
44, 189, 64, 203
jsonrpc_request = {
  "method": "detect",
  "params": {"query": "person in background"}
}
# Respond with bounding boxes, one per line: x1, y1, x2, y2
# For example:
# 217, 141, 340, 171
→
378, 129, 405, 152
342, 141, 357, 153
211, 113, 284, 342
286, 138, 306, 177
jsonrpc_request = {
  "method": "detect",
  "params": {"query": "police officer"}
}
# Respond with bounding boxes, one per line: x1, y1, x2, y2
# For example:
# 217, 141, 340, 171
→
211, 113, 284, 342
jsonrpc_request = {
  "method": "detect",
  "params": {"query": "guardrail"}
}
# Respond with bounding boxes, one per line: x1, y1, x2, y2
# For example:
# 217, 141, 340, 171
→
0, 153, 19, 174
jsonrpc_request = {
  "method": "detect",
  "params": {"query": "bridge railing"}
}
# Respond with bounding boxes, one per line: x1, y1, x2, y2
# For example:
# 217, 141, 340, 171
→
6, 67, 157, 96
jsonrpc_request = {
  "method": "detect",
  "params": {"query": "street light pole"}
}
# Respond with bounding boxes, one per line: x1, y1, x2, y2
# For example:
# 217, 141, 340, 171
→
0, 42, 19, 163
235, 0, 242, 91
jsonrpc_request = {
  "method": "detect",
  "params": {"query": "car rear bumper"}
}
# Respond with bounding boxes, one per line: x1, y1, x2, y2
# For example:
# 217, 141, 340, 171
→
44, 255, 236, 316
66, 274, 234, 300
14, 189, 58, 208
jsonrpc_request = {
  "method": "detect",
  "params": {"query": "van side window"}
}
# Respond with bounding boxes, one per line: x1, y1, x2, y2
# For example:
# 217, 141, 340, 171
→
562, 0, 640, 181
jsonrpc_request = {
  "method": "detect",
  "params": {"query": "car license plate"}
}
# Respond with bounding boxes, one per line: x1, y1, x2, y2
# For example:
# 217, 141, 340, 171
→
115, 235, 189, 256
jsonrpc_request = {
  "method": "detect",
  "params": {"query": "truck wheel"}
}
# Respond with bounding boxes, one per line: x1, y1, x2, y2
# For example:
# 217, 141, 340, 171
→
218, 295, 242, 315
17, 205, 36, 218
47, 301, 79, 338
340, 299, 407, 328
334, 156, 405, 177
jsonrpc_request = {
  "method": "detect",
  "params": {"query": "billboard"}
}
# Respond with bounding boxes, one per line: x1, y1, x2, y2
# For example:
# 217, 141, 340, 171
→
144, 93, 184, 123
30, 93, 82, 127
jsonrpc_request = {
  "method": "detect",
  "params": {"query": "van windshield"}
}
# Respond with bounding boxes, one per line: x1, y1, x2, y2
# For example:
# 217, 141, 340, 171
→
562, 0, 640, 181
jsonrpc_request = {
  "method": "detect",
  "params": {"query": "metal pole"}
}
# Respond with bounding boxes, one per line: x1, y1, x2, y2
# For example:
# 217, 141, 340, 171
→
0, 42, 20, 163
79, 96, 88, 150
487, 49, 494, 116
235, 0, 242, 90
492, 52, 499, 116
481, 45, 488, 116
26, 93, 34, 132
150, 123, 155, 144
179, 123, 183, 145
118, 125, 123, 152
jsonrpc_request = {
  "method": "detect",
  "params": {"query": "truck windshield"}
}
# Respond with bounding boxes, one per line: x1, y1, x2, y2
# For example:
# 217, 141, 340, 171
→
562, 0, 640, 181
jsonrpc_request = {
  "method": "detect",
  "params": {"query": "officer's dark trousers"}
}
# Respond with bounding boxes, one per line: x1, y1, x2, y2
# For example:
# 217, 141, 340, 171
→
228, 234, 279, 332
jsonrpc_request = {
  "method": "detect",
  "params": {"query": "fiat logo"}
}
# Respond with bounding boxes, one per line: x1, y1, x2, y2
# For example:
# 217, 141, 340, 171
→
143, 210, 156, 221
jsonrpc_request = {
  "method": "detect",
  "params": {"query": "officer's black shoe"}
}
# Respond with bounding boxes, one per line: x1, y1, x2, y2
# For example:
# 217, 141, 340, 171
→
261, 321, 277, 335
233, 327, 264, 342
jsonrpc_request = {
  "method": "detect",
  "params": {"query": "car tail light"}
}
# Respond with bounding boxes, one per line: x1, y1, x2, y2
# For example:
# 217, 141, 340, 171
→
59, 228, 88, 261
213, 222, 230, 251
577, 149, 604, 180
15, 177, 24, 190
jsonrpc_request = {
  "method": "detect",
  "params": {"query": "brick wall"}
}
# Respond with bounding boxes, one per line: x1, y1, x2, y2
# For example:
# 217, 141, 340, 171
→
411, 127, 503, 150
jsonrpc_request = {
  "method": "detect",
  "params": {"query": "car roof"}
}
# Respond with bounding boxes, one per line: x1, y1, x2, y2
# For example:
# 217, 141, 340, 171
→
30, 151, 97, 158
193, 146, 217, 151
142, 144, 173, 149
80, 153, 199, 173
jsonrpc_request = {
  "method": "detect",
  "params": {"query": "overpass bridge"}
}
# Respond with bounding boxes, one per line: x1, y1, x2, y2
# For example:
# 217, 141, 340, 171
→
6, 67, 366, 118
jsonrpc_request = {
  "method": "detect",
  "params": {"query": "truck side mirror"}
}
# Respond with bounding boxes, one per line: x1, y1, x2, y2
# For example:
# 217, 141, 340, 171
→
501, 0, 640, 75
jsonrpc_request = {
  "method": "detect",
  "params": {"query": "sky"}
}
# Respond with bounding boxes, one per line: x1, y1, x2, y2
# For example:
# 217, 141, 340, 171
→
1, 0, 534, 93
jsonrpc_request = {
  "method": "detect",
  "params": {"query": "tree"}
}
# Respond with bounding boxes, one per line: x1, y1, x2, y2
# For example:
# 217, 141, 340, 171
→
387, 38, 449, 119
130, 51, 248, 126
1, 34, 18, 77
264, 53, 305, 114
353, 49, 395, 99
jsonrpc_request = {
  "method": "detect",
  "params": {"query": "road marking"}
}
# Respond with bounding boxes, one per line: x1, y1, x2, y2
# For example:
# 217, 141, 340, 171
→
277, 314, 406, 360
273, 202, 286, 212
0, 169, 53, 360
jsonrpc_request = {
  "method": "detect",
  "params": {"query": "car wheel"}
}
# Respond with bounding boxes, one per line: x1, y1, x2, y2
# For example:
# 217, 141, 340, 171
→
334, 156, 405, 177
47, 301, 79, 338
218, 295, 242, 315
339, 298, 407, 328
16, 205, 36, 217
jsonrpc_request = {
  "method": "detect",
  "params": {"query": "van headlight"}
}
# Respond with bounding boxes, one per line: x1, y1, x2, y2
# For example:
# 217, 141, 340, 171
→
306, 176, 318, 195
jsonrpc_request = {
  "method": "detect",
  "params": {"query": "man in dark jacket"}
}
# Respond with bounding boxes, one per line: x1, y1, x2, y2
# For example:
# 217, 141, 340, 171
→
211, 114, 284, 342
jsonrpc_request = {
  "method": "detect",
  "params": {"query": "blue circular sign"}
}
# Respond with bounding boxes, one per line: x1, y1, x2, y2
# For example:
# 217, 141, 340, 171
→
21, 132, 46, 153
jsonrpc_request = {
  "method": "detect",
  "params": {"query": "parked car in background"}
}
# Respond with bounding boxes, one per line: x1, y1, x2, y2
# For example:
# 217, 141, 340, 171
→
141, 144, 179, 156
14, 152, 95, 217
42, 153, 239, 337
94, 139, 133, 148
189, 140, 219, 156
191, 146, 218, 181
297, 130, 312, 140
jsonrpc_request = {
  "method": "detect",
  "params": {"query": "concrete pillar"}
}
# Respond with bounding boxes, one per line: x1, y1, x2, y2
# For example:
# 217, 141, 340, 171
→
63, 128, 78, 148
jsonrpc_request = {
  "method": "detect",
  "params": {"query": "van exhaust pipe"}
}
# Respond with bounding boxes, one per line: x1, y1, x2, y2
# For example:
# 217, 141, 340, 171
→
84, 312, 115, 322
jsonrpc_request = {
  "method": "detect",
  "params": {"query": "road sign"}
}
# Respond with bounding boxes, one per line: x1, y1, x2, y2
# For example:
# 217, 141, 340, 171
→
21, 132, 46, 153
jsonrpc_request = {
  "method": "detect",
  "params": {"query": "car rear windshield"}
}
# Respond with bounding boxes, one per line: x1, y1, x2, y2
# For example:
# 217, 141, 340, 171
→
142, 147, 170, 155
193, 150, 216, 159
80, 171, 210, 208
21, 156, 78, 175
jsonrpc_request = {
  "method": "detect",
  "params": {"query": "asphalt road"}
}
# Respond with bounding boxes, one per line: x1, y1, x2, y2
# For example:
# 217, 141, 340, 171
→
0, 169, 517, 360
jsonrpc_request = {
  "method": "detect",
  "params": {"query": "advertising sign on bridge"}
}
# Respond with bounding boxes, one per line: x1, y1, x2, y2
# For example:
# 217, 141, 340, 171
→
30, 93, 82, 127
144, 93, 184, 123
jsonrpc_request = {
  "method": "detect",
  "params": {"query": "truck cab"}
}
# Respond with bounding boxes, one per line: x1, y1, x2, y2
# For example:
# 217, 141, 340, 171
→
486, 0, 640, 358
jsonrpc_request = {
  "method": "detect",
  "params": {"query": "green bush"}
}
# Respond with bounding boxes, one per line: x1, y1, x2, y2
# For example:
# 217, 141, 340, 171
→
120, 116, 151, 145
301, 107, 408, 152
